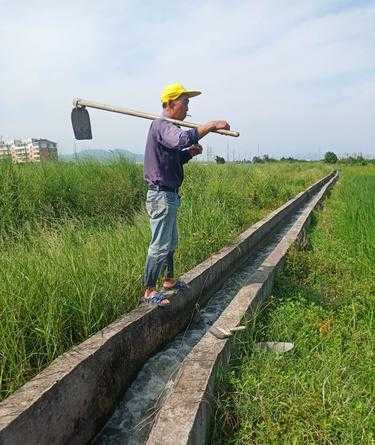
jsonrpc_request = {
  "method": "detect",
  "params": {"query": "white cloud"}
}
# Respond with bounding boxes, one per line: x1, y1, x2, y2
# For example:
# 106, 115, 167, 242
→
0, 0, 374, 158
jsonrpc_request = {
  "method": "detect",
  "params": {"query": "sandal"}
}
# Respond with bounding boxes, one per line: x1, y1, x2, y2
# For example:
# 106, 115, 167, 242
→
162, 280, 189, 291
141, 291, 170, 307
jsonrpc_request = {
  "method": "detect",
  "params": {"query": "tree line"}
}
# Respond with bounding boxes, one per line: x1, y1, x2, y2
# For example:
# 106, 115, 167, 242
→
214, 152, 374, 165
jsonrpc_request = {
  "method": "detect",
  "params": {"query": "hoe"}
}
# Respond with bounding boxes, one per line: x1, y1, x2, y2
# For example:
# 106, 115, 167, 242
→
71, 98, 240, 140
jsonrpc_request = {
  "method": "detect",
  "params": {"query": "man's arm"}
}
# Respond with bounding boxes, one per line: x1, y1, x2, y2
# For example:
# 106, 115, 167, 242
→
197, 120, 230, 139
157, 119, 199, 150
157, 119, 231, 149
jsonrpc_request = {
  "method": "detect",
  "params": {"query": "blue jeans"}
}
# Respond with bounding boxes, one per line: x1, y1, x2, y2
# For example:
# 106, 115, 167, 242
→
144, 190, 180, 288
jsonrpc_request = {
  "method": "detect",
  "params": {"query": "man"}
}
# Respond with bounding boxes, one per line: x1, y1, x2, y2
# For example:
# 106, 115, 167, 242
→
143, 82, 230, 305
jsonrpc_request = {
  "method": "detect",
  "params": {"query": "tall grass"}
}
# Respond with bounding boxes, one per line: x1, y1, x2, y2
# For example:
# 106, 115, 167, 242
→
211, 166, 375, 444
0, 159, 145, 238
0, 161, 330, 401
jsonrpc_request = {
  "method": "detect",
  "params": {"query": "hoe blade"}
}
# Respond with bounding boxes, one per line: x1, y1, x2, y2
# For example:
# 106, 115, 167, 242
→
71, 107, 92, 140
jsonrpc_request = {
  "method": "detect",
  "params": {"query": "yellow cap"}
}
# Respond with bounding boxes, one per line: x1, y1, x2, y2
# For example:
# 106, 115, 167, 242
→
160, 82, 201, 104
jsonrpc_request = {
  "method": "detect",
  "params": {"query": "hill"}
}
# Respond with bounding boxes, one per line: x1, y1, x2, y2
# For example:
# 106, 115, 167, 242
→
60, 149, 143, 162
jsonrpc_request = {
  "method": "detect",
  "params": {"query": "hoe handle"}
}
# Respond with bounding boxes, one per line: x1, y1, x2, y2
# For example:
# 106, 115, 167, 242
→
73, 98, 240, 138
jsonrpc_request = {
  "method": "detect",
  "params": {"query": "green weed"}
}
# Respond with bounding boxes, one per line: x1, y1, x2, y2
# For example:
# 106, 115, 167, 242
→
212, 166, 375, 445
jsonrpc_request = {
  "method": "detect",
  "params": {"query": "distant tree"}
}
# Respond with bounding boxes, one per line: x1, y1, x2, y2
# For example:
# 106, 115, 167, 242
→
356, 154, 367, 165
215, 156, 225, 164
324, 151, 338, 164
253, 154, 277, 163
343, 154, 368, 166
263, 154, 277, 162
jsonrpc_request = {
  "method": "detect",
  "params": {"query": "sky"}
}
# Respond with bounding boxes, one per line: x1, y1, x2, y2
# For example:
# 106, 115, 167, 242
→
1, 0, 374, 159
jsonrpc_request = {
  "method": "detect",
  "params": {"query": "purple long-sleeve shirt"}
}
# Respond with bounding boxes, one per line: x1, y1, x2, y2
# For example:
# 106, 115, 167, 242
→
144, 116, 199, 189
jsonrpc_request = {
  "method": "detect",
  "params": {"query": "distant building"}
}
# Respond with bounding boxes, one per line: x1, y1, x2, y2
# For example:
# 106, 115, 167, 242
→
0, 138, 58, 163
0, 141, 10, 159
31, 138, 58, 161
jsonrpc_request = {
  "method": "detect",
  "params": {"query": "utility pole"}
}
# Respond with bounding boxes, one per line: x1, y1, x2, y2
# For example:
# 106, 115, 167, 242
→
206, 145, 213, 163
74, 140, 78, 160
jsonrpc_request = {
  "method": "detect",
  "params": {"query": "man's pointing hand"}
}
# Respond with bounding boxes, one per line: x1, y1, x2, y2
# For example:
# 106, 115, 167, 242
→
209, 120, 230, 131
197, 120, 230, 139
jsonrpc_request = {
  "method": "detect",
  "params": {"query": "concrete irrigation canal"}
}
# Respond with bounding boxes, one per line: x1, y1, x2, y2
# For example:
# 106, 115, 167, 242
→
0, 171, 337, 445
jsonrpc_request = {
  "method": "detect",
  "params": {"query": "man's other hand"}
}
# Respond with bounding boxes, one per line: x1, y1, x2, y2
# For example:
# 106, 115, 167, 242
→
188, 144, 203, 157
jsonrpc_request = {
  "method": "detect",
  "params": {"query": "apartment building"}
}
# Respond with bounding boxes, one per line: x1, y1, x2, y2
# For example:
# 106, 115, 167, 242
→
0, 142, 10, 158
0, 138, 58, 163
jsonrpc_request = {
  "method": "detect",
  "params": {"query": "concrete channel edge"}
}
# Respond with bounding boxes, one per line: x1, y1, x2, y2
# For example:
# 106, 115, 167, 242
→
146, 172, 339, 445
0, 172, 336, 445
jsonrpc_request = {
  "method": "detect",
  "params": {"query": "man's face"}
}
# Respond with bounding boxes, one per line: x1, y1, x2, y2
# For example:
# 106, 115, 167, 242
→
172, 95, 189, 120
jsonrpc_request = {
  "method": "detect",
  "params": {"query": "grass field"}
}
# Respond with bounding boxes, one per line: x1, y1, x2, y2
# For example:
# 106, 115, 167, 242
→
211, 166, 375, 444
0, 160, 331, 402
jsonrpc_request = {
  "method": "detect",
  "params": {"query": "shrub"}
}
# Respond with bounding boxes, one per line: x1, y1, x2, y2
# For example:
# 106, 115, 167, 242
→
324, 151, 338, 164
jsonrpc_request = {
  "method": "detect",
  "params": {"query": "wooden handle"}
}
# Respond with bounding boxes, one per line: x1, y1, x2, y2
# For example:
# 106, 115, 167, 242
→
73, 98, 240, 138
